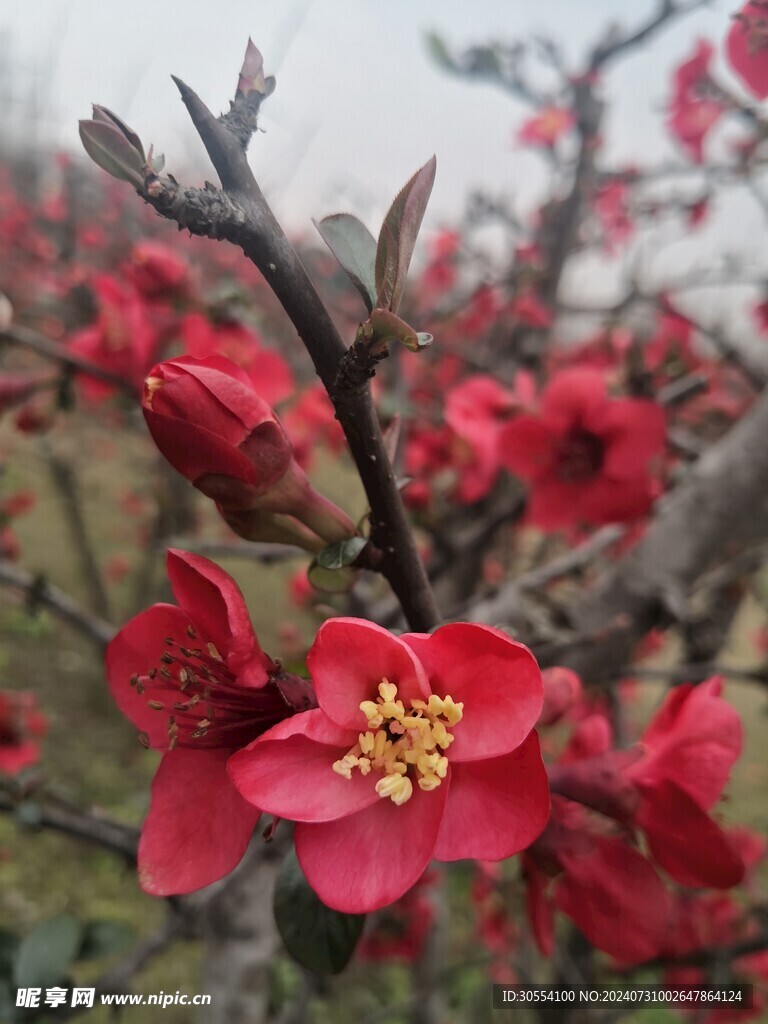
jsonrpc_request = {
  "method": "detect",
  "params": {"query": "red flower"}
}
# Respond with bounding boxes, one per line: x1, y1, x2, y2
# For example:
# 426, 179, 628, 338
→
180, 312, 294, 408
517, 108, 576, 148
500, 370, 666, 529
106, 549, 315, 895
624, 677, 744, 889
0, 690, 47, 775
444, 374, 529, 503
69, 275, 159, 399
127, 241, 189, 299
507, 289, 553, 329
143, 355, 355, 549
666, 40, 725, 162
229, 619, 549, 913
726, 2, 768, 99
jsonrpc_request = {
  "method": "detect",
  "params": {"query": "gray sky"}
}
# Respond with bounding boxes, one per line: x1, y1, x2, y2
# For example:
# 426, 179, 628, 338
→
0, 0, 746, 235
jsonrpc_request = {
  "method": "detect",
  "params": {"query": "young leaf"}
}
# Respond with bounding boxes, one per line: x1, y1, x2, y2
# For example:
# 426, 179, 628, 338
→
79, 120, 146, 188
13, 914, 83, 990
425, 32, 456, 71
237, 38, 276, 99
375, 155, 437, 314
314, 214, 378, 313
91, 105, 145, 160
307, 561, 357, 594
274, 847, 365, 974
316, 536, 367, 570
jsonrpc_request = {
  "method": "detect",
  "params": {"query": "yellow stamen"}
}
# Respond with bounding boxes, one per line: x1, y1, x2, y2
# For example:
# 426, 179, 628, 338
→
332, 678, 463, 805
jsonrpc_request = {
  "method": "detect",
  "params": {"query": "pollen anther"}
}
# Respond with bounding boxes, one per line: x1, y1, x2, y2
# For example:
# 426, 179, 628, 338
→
334, 679, 463, 805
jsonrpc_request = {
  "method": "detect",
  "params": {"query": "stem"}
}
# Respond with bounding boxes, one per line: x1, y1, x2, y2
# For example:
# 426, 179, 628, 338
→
141, 79, 439, 632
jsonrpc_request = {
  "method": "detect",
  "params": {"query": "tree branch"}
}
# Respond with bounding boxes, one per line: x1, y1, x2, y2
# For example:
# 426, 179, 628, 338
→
0, 559, 115, 649
139, 75, 439, 631
0, 325, 136, 395
0, 787, 138, 860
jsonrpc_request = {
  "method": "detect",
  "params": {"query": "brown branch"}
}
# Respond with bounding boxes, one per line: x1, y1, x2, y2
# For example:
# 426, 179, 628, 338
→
139, 76, 438, 632
625, 664, 768, 687
0, 325, 136, 394
0, 787, 138, 860
589, 0, 712, 71
469, 525, 625, 625
0, 559, 115, 649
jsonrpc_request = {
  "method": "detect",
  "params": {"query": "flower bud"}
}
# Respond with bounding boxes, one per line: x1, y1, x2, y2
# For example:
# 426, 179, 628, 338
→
143, 355, 356, 546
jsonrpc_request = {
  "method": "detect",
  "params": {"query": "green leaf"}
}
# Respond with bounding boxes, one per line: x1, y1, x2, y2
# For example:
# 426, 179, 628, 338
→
274, 848, 365, 975
13, 914, 83, 990
316, 537, 367, 570
375, 156, 436, 314
314, 214, 378, 313
78, 920, 135, 961
79, 119, 146, 188
425, 32, 456, 71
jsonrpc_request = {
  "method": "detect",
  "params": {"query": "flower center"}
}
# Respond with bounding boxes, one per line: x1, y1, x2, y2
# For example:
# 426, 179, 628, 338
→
332, 679, 463, 805
555, 430, 604, 481
129, 625, 288, 750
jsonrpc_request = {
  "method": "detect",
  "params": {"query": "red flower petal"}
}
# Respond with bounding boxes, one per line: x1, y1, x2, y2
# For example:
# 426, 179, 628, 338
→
523, 857, 555, 957
499, 416, 556, 479
431, 732, 550, 860
556, 835, 673, 964
307, 618, 430, 731
630, 678, 742, 810
228, 709, 379, 823
600, 399, 666, 480
294, 782, 448, 913
540, 369, 608, 435
638, 780, 745, 889
401, 624, 543, 762
166, 549, 271, 685
105, 603, 192, 747
138, 747, 259, 895
726, 3, 768, 100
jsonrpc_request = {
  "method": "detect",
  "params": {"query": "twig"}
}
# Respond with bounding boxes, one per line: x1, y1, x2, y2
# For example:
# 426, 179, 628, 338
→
0, 325, 135, 394
0, 559, 115, 648
469, 525, 625, 624
624, 664, 768, 687
0, 787, 138, 860
138, 74, 439, 632
589, 0, 712, 71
